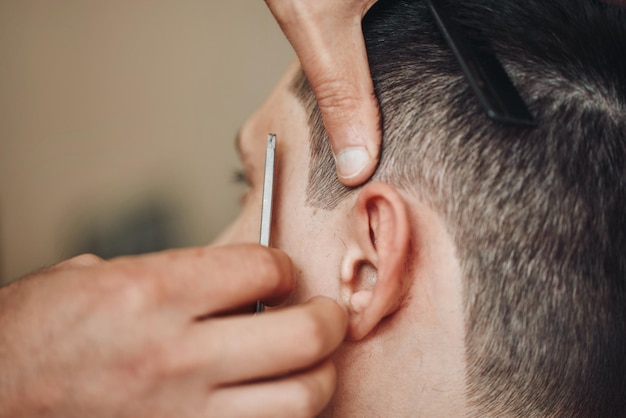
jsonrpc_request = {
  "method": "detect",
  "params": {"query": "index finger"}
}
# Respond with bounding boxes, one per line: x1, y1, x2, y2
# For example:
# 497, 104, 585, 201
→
190, 296, 348, 384
112, 244, 295, 317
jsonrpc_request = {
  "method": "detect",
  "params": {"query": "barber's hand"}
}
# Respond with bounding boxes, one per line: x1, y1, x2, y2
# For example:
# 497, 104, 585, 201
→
0, 245, 348, 418
265, 0, 381, 186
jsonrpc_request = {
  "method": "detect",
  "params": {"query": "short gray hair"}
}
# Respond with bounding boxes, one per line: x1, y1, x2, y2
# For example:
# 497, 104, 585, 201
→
292, 0, 626, 416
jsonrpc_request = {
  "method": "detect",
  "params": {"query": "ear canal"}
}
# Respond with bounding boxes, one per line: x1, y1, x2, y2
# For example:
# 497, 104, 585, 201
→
357, 261, 378, 289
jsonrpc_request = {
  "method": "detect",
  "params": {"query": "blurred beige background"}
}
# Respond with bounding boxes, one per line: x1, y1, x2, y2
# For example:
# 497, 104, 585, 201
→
0, 1, 294, 283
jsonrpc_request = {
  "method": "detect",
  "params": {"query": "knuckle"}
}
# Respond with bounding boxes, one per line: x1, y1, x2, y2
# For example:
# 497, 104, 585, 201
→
314, 80, 364, 117
147, 343, 192, 380
67, 253, 103, 267
123, 339, 172, 383
116, 278, 151, 313
49, 253, 104, 271
108, 264, 162, 313
116, 331, 191, 384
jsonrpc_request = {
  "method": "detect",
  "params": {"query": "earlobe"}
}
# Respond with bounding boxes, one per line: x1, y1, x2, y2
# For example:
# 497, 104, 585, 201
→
340, 182, 412, 341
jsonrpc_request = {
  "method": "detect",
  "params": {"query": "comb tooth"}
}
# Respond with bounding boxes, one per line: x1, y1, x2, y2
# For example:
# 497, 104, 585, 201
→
425, 0, 537, 127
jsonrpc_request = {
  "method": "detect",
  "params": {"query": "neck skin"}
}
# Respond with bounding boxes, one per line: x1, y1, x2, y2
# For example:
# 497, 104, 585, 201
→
321, 203, 468, 417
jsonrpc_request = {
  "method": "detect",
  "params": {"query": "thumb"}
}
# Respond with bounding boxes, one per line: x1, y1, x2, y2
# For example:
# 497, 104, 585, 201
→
266, 0, 381, 186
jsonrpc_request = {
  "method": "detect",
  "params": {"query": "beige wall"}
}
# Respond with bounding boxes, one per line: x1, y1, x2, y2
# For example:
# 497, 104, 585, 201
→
0, 1, 294, 282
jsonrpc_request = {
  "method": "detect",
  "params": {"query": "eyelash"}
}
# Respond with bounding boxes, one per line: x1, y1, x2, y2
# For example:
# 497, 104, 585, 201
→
233, 169, 252, 205
233, 169, 250, 186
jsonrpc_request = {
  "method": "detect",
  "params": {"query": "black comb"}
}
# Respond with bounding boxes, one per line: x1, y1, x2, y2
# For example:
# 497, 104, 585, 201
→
425, 0, 537, 127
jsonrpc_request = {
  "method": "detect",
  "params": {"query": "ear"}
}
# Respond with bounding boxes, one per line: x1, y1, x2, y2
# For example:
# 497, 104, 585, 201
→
340, 182, 412, 341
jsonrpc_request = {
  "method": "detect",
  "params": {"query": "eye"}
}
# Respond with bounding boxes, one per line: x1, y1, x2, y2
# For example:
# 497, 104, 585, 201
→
232, 168, 252, 205
233, 169, 249, 185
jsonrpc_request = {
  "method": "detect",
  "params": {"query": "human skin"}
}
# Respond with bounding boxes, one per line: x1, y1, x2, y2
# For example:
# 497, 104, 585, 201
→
0, 245, 348, 418
265, 0, 622, 184
264, 0, 382, 185
215, 62, 468, 417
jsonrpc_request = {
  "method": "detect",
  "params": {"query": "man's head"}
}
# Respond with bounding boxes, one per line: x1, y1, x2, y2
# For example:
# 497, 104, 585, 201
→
217, 0, 626, 416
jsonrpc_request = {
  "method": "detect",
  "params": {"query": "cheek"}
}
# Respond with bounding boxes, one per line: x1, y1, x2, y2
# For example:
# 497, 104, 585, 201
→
212, 193, 262, 246
274, 208, 342, 304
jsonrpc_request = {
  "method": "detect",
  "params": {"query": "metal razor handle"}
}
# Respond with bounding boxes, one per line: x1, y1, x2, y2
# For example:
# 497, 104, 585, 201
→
256, 133, 276, 313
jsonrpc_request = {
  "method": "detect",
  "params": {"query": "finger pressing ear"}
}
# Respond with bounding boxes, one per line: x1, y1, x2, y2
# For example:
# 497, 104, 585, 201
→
339, 182, 411, 340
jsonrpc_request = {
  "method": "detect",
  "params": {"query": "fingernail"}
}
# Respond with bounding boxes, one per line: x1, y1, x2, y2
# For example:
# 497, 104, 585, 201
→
336, 147, 370, 179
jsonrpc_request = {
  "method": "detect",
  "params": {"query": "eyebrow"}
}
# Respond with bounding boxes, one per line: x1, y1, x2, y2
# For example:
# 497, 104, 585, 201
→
235, 130, 243, 158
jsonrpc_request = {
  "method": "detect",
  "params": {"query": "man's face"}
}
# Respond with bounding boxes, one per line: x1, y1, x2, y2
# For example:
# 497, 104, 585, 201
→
214, 63, 347, 306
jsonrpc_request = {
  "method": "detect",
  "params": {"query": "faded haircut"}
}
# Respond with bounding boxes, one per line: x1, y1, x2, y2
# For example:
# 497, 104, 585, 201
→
292, 0, 626, 416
